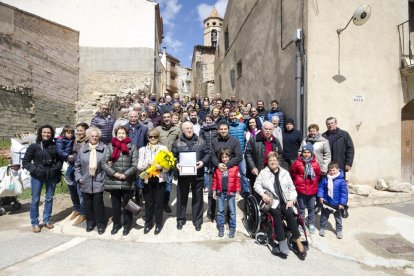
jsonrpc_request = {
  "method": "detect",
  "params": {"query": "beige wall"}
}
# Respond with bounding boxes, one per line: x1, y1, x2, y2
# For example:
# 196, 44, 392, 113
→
214, 0, 301, 119
306, 0, 407, 185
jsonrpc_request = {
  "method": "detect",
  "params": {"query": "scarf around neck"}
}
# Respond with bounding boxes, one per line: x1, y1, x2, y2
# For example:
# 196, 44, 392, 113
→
111, 137, 132, 161
327, 171, 340, 198
301, 156, 316, 179
306, 133, 320, 143
88, 142, 99, 176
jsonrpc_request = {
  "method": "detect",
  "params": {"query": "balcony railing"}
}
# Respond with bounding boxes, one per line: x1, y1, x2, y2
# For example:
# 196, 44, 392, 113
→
398, 20, 413, 68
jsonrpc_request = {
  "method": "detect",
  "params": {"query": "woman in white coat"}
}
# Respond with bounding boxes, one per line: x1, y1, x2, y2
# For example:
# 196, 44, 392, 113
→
254, 151, 305, 257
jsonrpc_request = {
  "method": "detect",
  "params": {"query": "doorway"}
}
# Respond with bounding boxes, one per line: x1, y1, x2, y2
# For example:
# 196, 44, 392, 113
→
402, 99, 414, 183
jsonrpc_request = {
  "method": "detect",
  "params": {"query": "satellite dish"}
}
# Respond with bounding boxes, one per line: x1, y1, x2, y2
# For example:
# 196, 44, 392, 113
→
352, 5, 371, 26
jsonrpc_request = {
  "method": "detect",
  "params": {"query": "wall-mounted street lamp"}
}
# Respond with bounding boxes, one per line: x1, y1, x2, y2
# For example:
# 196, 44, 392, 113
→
334, 5, 371, 83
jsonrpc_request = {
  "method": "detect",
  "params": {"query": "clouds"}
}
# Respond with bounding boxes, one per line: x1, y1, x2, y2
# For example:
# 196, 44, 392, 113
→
164, 32, 183, 52
197, 0, 227, 23
158, 0, 182, 28
158, 0, 183, 53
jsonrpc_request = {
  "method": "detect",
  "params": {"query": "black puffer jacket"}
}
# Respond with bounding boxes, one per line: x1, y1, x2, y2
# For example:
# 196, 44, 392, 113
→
22, 140, 63, 181
199, 123, 218, 172
101, 143, 138, 190
210, 135, 242, 169
322, 128, 354, 170
172, 134, 210, 179
245, 133, 287, 176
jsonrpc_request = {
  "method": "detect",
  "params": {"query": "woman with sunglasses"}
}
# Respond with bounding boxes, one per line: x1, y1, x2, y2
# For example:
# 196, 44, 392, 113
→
139, 111, 154, 130
137, 128, 169, 235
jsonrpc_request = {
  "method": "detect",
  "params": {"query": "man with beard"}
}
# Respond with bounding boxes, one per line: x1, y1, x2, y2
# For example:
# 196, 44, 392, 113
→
267, 100, 285, 129
148, 104, 162, 128
172, 122, 210, 231
156, 112, 180, 213
256, 100, 268, 122
322, 117, 354, 176
91, 104, 115, 145
188, 110, 201, 136
301, 124, 331, 175
228, 110, 249, 197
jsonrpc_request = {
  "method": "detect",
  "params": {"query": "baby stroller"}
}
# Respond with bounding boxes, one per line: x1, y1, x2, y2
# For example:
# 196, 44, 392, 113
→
242, 194, 309, 259
0, 165, 24, 216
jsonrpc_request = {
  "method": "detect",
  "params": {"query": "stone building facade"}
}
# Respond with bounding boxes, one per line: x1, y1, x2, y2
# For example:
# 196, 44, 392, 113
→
0, 2, 79, 138
2, 0, 163, 124
215, 0, 413, 186
191, 8, 222, 98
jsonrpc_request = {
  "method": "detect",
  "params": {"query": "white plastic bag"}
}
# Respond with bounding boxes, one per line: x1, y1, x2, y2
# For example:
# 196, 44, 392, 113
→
20, 169, 31, 190
0, 167, 24, 196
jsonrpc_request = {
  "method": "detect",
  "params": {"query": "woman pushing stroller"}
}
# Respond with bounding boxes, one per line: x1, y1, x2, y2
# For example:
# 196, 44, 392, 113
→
253, 151, 305, 258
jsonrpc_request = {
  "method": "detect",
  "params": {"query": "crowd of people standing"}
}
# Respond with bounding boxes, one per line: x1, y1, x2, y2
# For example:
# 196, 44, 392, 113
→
22, 91, 355, 255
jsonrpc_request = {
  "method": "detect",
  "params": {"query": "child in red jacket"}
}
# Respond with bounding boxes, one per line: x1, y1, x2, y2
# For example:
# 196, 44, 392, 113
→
290, 143, 321, 234
212, 148, 241, 238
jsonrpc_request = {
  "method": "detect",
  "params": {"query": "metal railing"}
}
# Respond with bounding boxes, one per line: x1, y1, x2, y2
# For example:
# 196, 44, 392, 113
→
398, 20, 413, 68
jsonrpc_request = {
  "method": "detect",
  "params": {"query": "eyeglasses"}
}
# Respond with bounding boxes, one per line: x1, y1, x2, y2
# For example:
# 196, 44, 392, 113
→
148, 136, 159, 139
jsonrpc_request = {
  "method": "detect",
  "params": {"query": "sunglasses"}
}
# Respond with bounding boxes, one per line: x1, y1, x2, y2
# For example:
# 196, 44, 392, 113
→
148, 136, 159, 139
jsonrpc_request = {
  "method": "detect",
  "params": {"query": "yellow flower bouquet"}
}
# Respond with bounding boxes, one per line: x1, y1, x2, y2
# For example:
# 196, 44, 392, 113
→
139, 149, 176, 180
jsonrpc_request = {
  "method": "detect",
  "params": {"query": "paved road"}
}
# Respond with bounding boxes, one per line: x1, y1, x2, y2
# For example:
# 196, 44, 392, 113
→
0, 229, 390, 276
0, 197, 412, 275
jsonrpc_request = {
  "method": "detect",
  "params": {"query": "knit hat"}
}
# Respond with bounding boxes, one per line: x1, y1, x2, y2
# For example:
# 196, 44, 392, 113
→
286, 118, 295, 125
302, 143, 314, 154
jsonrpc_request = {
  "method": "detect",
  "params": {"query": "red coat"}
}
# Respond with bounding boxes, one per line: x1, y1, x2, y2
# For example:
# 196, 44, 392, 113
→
212, 166, 241, 194
290, 156, 321, 195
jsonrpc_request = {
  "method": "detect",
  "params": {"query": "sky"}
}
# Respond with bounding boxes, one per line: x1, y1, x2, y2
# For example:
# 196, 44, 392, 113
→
157, 0, 228, 68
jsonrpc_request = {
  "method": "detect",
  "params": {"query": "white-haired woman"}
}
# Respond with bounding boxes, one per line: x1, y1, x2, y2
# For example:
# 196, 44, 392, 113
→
74, 127, 107, 234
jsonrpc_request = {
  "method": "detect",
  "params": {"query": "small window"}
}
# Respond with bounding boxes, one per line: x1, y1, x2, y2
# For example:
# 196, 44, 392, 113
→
207, 23, 209, 26
224, 28, 229, 51
211, 29, 218, 47
220, 23, 222, 26
237, 60, 242, 78
213, 22, 216, 26
171, 62, 176, 67
230, 69, 235, 90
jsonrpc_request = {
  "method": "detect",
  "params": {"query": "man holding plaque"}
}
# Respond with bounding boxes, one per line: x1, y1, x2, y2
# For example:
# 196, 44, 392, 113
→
172, 122, 210, 231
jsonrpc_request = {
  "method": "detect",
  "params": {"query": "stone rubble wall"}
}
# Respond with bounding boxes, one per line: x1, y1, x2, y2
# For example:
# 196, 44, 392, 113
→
76, 71, 153, 123
0, 4, 79, 137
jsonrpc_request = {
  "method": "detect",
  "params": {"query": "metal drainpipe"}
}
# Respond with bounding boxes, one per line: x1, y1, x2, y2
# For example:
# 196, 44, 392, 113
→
295, 37, 302, 130
303, 54, 308, 134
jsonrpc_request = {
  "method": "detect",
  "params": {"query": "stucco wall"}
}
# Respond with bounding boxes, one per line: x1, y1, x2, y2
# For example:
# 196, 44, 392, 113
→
306, 0, 407, 185
214, 0, 302, 119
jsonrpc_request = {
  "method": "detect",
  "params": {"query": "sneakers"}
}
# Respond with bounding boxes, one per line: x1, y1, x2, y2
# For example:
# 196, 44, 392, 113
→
309, 224, 315, 234
319, 228, 326, 237
337, 231, 343, 239
229, 228, 236, 238
218, 226, 224, 237
73, 215, 86, 225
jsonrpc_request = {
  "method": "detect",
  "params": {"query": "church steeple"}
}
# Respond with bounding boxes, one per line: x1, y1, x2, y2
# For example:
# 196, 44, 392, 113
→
203, 7, 223, 47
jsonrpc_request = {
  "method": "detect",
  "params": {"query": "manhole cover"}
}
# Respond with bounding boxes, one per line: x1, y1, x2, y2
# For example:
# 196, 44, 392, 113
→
371, 237, 414, 254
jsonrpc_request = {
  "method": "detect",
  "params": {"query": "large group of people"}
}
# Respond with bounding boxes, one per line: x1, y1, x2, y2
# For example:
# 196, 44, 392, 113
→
22, 92, 355, 257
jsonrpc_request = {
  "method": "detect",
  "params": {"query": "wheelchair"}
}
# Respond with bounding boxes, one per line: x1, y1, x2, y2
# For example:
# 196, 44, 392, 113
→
242, 195, 309, 259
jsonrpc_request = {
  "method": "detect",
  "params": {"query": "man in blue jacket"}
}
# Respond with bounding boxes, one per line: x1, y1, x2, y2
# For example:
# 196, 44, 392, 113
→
228, 110, 249, 197
91, 104, 115, 145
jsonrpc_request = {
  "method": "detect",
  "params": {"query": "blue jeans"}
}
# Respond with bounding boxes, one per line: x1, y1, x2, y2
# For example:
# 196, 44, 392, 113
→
65, 165, 85, 215
238, 157, 249, 194
30, 176, 59, 226
216, 192, 236, 229
320, 207, 343, 232
164, 171, 173, 204
203, 167, 210, 189
297, 193, 316, 226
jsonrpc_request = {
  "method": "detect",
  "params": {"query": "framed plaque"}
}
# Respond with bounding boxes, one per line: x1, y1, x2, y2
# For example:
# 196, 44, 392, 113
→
179, 152, 197, 176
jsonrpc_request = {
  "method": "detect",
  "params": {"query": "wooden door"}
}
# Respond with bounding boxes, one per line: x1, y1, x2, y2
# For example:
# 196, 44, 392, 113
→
402, 101, 414, 183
